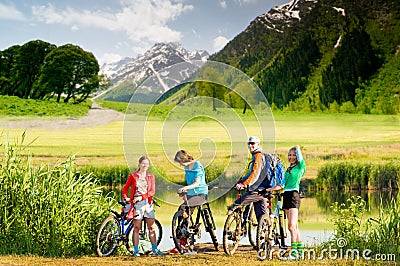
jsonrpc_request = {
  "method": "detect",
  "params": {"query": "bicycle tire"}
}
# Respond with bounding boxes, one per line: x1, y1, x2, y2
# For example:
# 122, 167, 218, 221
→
125, 218, 163, 255
222, 207, 242, 255
154, 219, 163, 245
171, 210, 194, 253
278, 212, 286, 248
96, 215, 121, 257
247, 204, 258, 249
203, 208, 219, 251
256, 214, 272, 261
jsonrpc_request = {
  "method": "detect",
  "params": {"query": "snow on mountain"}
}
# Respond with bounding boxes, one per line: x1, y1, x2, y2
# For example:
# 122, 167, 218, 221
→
255, 0, 318, 32
100, 42, 209, 88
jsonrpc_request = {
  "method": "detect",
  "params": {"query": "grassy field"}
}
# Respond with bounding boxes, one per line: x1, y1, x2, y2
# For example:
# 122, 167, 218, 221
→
1, 109, 399, 181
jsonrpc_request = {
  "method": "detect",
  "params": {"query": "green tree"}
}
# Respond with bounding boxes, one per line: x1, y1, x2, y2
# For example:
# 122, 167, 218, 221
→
0, 45, 20, 95
37, 44, 100, 103
11, 40, 55, 99
195, 67, 226, 111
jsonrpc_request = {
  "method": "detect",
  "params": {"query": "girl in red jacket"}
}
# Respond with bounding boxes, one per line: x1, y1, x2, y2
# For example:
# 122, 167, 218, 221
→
122, 155, 164, 256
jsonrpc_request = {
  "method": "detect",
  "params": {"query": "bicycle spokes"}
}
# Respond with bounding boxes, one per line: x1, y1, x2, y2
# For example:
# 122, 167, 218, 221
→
222, 210, 241, 255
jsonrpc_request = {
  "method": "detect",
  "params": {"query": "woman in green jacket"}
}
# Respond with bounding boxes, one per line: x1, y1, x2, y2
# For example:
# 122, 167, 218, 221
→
283, 145, 306, 259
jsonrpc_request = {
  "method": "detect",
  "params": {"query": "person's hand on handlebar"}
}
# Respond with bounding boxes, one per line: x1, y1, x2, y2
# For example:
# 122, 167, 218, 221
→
235, 182, 245, 190
132, 195, 142, 203
177, 187, 188, 194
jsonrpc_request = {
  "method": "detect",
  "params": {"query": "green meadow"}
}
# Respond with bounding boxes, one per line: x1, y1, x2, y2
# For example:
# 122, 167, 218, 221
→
2, 104, 399, 182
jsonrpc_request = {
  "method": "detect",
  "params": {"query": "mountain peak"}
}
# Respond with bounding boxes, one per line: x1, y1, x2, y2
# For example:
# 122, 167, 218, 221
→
101, 42, 209, 84
98, 42, 209, 101
255, 0, 318, 32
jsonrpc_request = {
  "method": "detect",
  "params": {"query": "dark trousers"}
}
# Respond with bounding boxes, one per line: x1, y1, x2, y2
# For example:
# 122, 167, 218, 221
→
234, 191, 268, 221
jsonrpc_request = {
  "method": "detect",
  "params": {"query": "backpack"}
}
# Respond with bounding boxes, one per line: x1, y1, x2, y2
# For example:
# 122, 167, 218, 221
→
259, 153, 285, 189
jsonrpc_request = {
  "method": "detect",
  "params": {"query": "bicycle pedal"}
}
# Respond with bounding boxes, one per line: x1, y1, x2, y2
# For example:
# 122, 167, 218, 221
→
190, 223, 201, 229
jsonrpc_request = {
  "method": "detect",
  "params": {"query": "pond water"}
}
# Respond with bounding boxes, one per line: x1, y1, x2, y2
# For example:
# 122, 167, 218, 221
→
106, 187, 398, 251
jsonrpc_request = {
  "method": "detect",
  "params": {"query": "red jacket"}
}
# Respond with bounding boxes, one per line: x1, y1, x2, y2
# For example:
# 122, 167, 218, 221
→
122, 170, 155, 203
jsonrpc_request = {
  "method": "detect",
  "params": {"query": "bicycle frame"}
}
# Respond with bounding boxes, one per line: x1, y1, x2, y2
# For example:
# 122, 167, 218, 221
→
97, 200, 162, 256
268, 192, 287, 248
107, 205, 135, 241
172, 192, 218, 253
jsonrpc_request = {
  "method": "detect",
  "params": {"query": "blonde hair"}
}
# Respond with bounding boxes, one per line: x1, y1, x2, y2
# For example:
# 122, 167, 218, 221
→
288, 146, 297, 154
174, 150, 194, 164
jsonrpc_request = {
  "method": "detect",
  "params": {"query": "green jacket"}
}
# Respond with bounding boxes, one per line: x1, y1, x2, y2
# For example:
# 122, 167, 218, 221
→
283, 147, 306, 192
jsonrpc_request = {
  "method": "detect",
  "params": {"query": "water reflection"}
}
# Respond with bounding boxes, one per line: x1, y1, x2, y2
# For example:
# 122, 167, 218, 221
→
103, 187, 397, 223
310, 189, 398, 213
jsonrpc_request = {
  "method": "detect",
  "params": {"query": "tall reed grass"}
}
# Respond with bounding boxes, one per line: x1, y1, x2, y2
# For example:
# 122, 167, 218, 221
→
0, 132, 115, 257
315, 162, 400, 190
322, 196, 399, 260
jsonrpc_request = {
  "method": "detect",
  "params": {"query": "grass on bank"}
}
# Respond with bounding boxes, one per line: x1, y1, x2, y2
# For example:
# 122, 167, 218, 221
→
0, 95, 92, 118
0, 133, 114, 257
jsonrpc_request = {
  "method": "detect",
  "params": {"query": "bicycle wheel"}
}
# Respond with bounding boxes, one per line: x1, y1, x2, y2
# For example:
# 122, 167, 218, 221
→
154, 219, 163, 245
247, 204, 258, 249
257, 214, 272, 261
203, 208, 219, 251
222, 207, 242, 255
96, 215, 121, 257
126, 218, 163, 255
171, 210, 194, 253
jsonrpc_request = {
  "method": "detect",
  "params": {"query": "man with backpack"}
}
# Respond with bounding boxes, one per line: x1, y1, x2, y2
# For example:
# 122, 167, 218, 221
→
234, 136, 285, 222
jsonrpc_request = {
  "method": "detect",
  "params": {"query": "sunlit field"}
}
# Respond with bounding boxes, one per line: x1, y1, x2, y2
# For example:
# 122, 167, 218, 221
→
2, 109, 399, 180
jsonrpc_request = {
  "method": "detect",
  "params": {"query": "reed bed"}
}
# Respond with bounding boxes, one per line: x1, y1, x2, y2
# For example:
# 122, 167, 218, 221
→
315, 162, 400, 190
0, 132, 115, 257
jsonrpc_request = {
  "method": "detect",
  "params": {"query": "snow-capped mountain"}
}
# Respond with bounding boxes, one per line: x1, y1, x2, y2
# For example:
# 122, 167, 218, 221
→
100, 42, 209, 87
254, 0, 318, 33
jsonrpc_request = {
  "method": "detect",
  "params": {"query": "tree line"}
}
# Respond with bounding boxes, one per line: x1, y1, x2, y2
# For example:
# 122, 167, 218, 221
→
0, 40, 108, 104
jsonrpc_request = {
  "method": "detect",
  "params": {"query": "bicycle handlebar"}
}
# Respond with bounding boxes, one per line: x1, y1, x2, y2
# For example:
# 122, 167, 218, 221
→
118, 199, 160, 208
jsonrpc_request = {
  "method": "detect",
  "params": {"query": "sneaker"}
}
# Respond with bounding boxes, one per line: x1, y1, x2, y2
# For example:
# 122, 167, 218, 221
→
152, 249, 165, 255
169, 247, 180, 254
133, 251, 141, 257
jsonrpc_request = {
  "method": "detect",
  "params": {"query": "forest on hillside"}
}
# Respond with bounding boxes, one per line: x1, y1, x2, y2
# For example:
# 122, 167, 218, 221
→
211, 0, 400, 114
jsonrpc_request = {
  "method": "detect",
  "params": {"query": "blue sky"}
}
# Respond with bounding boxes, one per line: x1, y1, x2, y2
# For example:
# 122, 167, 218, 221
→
0, 0, 288, 65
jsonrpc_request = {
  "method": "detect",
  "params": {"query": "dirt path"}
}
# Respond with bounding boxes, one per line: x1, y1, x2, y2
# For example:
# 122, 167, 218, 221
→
0, 101, 124, 130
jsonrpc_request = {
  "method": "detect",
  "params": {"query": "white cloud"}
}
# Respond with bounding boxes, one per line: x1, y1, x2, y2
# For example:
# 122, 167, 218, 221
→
0, 3, 25, 21
31, 0, 194, 44
71, 25, 79, 31
220, 1, 227, 8
213, 36, 229, 52
99, 53, 123, 66
235, 0, 259, 5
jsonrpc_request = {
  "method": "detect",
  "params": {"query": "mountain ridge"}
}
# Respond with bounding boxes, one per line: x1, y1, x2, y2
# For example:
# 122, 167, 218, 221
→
210, 0, 400, 114
98, 42, 208, 102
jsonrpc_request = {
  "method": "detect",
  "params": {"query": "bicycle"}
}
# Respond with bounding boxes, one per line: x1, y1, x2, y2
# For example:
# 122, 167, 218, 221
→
96, 199, 163, 257
171, 189, 219, 253
257, 191, 288, 260
222, 189, 263, 255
